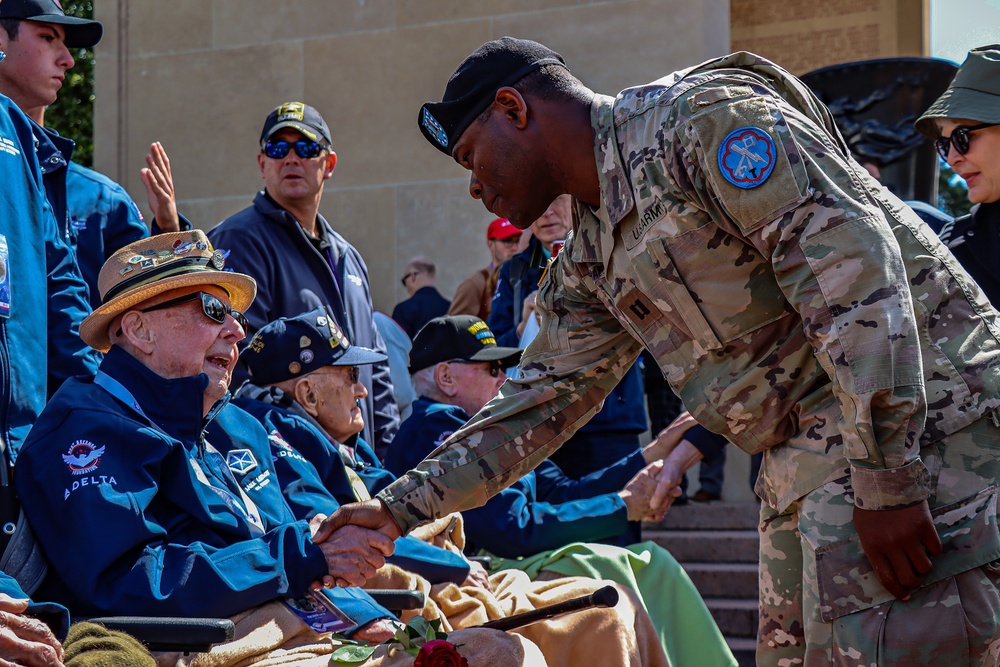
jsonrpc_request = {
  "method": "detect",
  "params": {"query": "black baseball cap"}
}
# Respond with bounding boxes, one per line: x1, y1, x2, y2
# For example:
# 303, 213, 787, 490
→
409, 315, 521, 373
242, 308, 386, 385
418, 37, 568, 156
0, 0, 103, 49
260, 101, 332, 147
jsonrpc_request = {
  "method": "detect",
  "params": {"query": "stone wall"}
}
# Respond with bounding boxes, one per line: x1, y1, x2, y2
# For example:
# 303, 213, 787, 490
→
93, 0, 730, 311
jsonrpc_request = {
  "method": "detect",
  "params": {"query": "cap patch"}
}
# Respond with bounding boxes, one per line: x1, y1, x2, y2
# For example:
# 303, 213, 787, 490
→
468, 320, 497, 346
421, 108, 449, 149
717, 127, 776, 189
276, 102, 306, 122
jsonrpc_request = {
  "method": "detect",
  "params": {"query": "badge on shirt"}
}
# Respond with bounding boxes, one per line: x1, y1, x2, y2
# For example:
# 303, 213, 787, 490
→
717, 126, 776, 189
226, 449, 258, 475
0, 233, 10, 319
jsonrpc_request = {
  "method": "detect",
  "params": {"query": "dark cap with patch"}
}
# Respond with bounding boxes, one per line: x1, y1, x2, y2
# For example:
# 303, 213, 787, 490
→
242, 307, 386, 385
260, 101, 332, 147
409, 315, 521, 373
0, 0, 103, 49
417, 37, 568, 156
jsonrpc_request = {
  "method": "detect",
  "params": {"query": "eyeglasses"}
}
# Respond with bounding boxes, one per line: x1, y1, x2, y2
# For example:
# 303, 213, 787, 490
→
262, 140, 327, 160
934, 123, 998, 160
489, 237, 520, 248
400, 271, 420, 287
446, 359, 504, 378
140, 292, 248, 330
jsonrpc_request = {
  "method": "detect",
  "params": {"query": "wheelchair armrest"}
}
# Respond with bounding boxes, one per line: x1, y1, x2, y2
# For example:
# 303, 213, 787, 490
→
366, 589, 425, 613
86, 616, 235, 654
468, 555, 493, 569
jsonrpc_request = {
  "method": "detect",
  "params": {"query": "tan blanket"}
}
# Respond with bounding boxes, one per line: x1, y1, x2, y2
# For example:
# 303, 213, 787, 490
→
153, 600, 543, 667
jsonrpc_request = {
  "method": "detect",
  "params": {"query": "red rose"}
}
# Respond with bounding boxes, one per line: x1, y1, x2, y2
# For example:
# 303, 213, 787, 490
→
414, 639, 468, 667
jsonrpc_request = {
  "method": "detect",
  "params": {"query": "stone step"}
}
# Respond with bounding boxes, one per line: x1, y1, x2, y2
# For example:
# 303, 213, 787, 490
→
684, 562, 759, 599
706, 598, 759, 639
644, 529, 759, 563
643, 501, 760, 531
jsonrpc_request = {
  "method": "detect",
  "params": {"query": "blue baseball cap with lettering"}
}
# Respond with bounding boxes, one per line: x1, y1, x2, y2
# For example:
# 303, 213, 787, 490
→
242, 308, 385, 385
417, 37, 568, 156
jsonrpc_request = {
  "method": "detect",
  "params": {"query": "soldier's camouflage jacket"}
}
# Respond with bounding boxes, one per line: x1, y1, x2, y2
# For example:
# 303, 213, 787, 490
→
380, 52, 1000, 531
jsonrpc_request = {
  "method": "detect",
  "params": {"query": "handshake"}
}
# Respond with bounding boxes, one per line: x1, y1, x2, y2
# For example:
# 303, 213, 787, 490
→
617, 411, 704, 523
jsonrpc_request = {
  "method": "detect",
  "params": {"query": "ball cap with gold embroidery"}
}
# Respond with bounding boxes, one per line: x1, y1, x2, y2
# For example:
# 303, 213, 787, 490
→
80, 230, 256, 353
242, 307, 386, 385
409, 315, 521, 373
260, 101, 332, 147
0, 0, 103, 49
417, 37, 568, 156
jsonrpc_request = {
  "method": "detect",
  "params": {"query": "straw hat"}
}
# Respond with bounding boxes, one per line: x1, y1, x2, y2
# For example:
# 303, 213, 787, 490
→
915, 44, 1000, 137
80, 230, 256, 352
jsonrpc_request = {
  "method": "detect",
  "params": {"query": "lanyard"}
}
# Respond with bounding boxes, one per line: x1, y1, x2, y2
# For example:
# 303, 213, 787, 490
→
94, 371, 265, 536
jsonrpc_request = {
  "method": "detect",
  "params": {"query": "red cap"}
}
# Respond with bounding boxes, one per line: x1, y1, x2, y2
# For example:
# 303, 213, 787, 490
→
487, 217, 521, 242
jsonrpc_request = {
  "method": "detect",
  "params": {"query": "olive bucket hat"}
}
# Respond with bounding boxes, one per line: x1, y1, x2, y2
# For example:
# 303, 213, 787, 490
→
915, 44, 1000, 137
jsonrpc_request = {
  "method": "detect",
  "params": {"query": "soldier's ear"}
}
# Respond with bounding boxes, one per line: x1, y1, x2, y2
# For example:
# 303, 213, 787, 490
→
294, 377, 320, 417
494, 87, 528, 129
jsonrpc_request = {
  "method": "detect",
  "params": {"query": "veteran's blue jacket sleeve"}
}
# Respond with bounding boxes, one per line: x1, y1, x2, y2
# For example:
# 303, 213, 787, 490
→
0, 572, 70, 641
16, 404, 328, 619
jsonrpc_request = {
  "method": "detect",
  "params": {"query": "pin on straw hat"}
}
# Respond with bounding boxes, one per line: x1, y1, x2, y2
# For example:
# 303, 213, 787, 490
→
79, 230, 256, 352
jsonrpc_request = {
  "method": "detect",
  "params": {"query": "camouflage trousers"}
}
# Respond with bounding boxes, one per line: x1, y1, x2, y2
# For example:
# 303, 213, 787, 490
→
757, 413, 1000, 666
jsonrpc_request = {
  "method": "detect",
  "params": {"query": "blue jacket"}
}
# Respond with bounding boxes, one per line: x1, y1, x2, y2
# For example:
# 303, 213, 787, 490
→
0, 571, 69, 641
385, 398, 645, 558
209, 191, 399, 454
15, 346, 391, 632
65, 162, 149, 308
230, 387, 469, 585
0, 96, 99, 459
488, 237, 647, 435
391, 286, 450, 339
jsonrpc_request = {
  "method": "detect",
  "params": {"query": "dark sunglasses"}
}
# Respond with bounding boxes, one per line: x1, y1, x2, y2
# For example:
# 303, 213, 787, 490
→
400, 271, 419, 287
262, 140, 327, 160
140, 292, 247, 330
934, 123, 998, 160
447, 359, 504, 378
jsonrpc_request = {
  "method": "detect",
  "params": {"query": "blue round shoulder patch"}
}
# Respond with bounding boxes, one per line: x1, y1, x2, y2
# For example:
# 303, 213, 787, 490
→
717, 127, 776, 189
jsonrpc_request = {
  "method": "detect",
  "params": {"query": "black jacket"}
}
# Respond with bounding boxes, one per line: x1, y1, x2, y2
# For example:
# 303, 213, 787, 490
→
938, 201, 1000, 308
208, 191, 399, 452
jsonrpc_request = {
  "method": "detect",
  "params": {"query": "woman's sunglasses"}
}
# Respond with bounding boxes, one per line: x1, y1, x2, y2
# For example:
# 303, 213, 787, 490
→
262, 140, 327, 160
934, 123, 997, 161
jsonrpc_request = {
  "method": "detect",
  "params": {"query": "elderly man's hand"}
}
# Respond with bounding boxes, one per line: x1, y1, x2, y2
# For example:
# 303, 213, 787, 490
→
462, 559, 493, 591
352, 618, 404, 644
0, 594, 65, 667
619, 461, 681, 522
311, 523, 395, 588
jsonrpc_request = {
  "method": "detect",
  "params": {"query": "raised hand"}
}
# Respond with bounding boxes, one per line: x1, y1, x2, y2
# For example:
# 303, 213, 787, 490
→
0, 594, 65, 667
140, 141, 180, 232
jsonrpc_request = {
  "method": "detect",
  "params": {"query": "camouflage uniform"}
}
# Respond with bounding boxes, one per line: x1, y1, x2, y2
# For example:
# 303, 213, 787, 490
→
382, 52, 1000, 665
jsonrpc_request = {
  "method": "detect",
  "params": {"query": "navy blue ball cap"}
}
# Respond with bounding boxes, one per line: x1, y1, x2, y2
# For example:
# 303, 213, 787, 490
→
0, 0, 103, 49
409, 315, 521, 374
242, 308, 386, 385
418, 37, 568, 156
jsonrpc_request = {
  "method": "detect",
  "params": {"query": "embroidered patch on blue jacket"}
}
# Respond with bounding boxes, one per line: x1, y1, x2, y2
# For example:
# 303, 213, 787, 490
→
717, 127, 776, 189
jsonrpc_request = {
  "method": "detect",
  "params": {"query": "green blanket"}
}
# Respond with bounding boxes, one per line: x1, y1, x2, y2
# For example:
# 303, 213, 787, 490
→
491, 541, 737, 667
